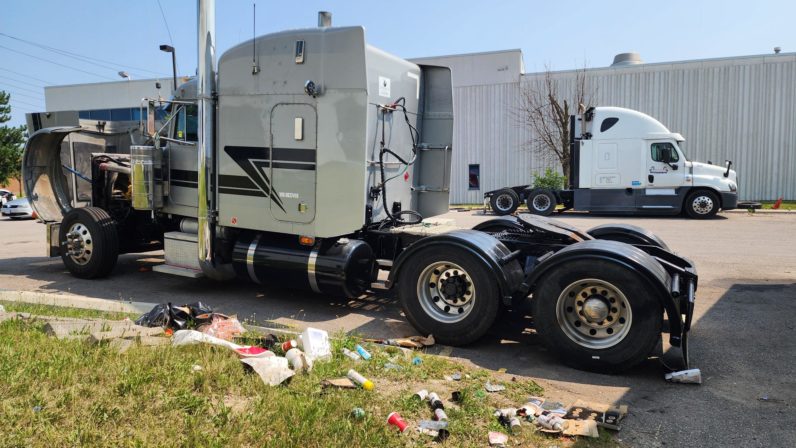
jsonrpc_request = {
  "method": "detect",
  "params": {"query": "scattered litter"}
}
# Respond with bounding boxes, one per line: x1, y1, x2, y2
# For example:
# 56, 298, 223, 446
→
347, 369, 374, 390
342, 348, 362, 361
418, 427, 439, 437
32, 405, 42, 413
298, 327, 331, 361
355, 344, 372, 360
451, 372, 462, 381
665, 368, 702, 384
433, 408, 448, 421
488, 431, 508, 447
443, 375, 453, 381
285, 348, 312, 372
562, 419, 600, 438
135, 302, 214, 330
536, 412, 565, 432
198, 315, 245, 341
485, 381, 506, 393
321, 377, 357, 389
281, 339, 298, 352
241, 356, 294, 386
387, 412, 409, 432
451, 391, 462, 403
419, 420, 448, 430
0, 305, 5, 313
363, 334, 435, 349
261, 334, 279, 349
435, 429, 450, 442
474, 389, 486, 399
383, 362, 403, 371
412, 356, 423, 365
192, 364, 203, 372
414, 389, 429, 401
428, 392, 444, 410
172, 329, 272, 358
564, 400, 628, 431
350, 407, 366, 419
234, 346, 271, 358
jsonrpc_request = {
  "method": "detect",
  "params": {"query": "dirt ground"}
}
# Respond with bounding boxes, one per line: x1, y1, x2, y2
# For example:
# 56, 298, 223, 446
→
1, 210, 794, 447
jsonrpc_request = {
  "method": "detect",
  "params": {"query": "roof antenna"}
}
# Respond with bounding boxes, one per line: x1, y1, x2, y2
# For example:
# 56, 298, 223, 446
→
251, 1, 260, 74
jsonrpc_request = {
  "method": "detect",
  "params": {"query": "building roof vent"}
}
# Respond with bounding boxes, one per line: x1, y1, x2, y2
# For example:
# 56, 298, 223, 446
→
611, 52, 643, 67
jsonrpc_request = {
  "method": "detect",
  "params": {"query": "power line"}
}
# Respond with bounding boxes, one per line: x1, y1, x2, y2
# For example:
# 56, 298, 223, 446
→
0, 89, 44, 101
0, 44, 116, 81
0, 74, 48, 88
0, 80, 45, 95
8, 97, 44, 109
0, 32, 170, 77
0, 67, 54, 85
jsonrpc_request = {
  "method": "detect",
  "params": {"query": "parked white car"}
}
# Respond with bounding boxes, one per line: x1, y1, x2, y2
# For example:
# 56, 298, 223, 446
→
1, 197, 36, 219
0, 189, 16, 207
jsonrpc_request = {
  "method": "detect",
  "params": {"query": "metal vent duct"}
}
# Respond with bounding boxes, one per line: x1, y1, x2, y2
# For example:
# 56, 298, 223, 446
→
611, 52, 643, 67
318, 11, 332, 27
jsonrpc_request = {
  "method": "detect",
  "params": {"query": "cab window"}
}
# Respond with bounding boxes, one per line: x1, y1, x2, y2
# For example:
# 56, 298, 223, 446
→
174, 105, 198, 142
650, 142, 679, 162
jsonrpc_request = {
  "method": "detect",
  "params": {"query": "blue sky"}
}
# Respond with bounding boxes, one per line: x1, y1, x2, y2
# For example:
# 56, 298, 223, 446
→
1, 0, 793, 127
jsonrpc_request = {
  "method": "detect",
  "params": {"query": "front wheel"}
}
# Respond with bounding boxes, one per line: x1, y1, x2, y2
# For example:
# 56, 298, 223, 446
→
397, 246, 502, 346
533, 259, 662, 373
59, 207, 119, 279
525, 188, 557, 216
684, 189, 720, 219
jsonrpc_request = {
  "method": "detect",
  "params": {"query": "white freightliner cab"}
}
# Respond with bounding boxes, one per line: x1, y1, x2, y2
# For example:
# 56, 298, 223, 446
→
487, 106, 739, 218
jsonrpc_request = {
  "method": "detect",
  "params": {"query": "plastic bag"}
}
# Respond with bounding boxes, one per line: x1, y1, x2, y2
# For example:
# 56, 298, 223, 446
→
134, 302, 215, 329
197, 315, 245, 341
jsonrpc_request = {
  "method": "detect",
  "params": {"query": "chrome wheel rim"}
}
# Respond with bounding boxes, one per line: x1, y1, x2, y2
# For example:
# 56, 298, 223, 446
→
417, 261, 475, 323
692, 195, 714, 215
555, 279, 632, 349
532, 194, 551, 212
65, 222, 94, 265
495, 193, 514, 212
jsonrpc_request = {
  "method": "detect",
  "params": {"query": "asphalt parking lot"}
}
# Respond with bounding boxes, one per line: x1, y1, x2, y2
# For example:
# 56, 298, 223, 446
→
1, 210, 794, 447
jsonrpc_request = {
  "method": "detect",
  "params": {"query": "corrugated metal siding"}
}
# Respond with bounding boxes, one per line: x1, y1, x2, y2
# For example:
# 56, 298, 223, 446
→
449, 54, 796, 202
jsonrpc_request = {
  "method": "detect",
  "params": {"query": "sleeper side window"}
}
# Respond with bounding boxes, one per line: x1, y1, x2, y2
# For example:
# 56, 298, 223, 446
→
650, 142, 679, 162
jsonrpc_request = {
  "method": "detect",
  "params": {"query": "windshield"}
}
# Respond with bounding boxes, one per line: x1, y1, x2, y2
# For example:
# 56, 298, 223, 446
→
676, 141, 689, 162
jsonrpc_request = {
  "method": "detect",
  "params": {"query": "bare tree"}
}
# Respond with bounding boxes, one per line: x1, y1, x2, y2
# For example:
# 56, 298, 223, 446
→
518, 67, 594, 184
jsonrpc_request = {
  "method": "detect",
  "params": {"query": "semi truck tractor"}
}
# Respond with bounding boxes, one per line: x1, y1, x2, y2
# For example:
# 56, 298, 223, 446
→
486, 106, 738, 218
22, 0, 697, 373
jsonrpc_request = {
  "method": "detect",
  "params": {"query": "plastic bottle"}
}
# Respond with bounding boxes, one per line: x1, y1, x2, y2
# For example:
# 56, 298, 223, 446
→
347, 369, 374, 391
342, 348, 362, 361
355, 344, 372, 360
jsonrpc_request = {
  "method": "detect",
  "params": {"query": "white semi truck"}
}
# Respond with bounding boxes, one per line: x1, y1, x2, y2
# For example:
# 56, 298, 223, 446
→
486, 107, 738, 218
22, 1, 698, 373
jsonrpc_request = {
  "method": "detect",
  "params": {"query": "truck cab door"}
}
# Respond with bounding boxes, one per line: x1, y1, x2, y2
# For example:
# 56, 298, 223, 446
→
268, 104, 317, 223
641, 141, 687, 209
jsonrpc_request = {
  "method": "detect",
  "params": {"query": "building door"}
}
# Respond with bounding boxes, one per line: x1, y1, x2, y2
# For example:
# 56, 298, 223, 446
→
269, 104, 317, 223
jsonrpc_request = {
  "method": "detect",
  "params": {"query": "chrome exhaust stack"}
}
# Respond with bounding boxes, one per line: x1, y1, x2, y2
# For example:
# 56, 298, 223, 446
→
197, 0, 233, 280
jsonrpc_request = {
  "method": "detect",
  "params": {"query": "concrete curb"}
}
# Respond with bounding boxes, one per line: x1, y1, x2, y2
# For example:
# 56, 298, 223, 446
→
724, 209, 793, 214
0, 290, 156, 314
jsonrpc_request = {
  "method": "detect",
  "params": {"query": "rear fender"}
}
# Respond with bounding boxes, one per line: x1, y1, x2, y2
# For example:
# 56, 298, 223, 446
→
388, 230, 524, 305
527, 239, 684, 347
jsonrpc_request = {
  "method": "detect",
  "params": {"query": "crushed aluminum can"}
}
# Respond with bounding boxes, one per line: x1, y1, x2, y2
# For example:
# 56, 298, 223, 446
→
433, 408, 448, 421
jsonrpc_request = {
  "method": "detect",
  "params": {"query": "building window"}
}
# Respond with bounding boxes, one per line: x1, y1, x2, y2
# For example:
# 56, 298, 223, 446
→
468, 164, 480, 190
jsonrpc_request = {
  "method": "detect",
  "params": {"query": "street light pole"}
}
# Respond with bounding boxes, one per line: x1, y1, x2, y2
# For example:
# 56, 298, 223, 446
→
159, 45, 178, 91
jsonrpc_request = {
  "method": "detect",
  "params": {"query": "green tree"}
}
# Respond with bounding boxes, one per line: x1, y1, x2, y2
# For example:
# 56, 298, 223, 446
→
0, 91, 27, 195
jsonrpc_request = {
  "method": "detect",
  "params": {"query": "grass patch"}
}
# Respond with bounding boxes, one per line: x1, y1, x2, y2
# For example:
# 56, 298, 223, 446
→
0, 300, 138, 321
0, 306, 618, 447
757, 200, 796, 210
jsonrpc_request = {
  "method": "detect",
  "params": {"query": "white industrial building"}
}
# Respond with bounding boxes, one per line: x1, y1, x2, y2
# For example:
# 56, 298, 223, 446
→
34, 50, 795, 202
413, 49, 796, 202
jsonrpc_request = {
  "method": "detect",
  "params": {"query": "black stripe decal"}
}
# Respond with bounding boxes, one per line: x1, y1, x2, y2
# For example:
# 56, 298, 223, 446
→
272, 162, 315, 171
171, 180, 198, 188
219, 187, 266, 197
223, 146, 285, 212
224, 146, 316, 163
170, 169, 198, 182
219, 175, 258, 189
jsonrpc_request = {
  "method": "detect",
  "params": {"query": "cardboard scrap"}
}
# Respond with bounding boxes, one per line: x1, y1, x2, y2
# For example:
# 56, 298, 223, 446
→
563, 419, 600, 438
488, 431, 508, 447
564, 400, 628, 431
321, 377, 357, 389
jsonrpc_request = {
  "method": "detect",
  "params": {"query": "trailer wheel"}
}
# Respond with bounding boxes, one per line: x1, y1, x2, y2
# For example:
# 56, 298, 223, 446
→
490, 189, 520, 215
533, 258, 662, 373
526, 188, 557, 216
398, 246, 501, 345
59, 207, 119, 279
684, 189, 720, 219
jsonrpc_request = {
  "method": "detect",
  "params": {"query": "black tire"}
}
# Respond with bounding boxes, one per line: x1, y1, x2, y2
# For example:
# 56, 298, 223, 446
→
525, 188, 557, 216
533, 258, 662, 373
684, 189, 720, 219
489, 189, 520, 215
59, 207, 119, 279
587, 224, 670, 250
398, 245, 502, 346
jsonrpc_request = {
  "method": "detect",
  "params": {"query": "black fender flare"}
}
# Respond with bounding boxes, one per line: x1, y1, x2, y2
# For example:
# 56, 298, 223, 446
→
388, 230, 524, 305
526, 239, 683, 347
472, 216, 527, 233
587, 223, 670, 250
